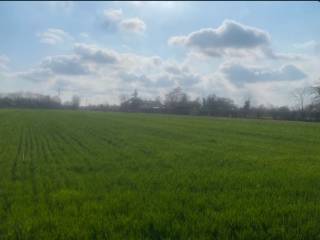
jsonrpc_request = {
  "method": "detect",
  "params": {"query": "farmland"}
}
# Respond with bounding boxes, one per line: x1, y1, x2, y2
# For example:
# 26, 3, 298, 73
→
1, 109, 320, 239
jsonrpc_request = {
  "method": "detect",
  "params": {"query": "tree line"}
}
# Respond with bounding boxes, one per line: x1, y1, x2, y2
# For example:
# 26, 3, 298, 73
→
85, 85, 320, 122
1, 85, 320, 122
0, 92, 80, 110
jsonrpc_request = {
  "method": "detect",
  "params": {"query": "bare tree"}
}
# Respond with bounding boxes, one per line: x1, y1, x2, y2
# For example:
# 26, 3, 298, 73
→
202, 94, 236, 117
242, 98, 251, 118
291, 87, 311, 119
71, 95, 81, 109
164, 87, 190, 114
312, 84, 320, 104
119, 89, 144, 112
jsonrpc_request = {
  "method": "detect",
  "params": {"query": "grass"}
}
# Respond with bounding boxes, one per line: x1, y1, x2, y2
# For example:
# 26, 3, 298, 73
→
1, 109, 320, 239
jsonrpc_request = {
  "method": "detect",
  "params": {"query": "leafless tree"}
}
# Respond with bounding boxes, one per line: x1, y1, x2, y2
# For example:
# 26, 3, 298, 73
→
291, 87, 311, 117
311, 82, 320, 104
71, 95, 81, 109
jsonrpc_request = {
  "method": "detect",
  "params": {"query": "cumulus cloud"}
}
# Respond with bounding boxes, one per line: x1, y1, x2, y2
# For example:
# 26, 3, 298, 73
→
74, 43, 119, 64
18, 43, 202, 102
165, 65, 182, 75
173, 72, 201, 87
103, 9, 123, 29
168, 20, 305, 62
41, 55, 90, 75
16, 44, 121, 83
120, 18, 146, 33
152, 75, 175, 88
37, 28, 71, 45
102, 8, 146, 33
118, 70, 198, 90
220, 63, 307, 86
151, 56, 162, 65
169, 20, 270, 57
119, 72, 151, 84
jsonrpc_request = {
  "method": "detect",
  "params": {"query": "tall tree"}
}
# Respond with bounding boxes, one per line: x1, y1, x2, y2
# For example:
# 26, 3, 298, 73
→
291, 87, 310, 119
72, 95, 81, 109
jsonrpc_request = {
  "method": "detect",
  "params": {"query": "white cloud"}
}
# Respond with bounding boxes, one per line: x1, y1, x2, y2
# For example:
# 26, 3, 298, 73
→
220, 62, 307, 86
13, 43, 201, 103
103, 8, 123, 28
41, 55, 90, 75
21, 44, 120, 80
37, 28, 71, 45
168, 19, 305, 63
102, 8, 146, 33
120, 18, 146, 33
10, 42, 315, 106
165, 65, 182, 75
74, 43, 119, 64
169, 20, 270, 58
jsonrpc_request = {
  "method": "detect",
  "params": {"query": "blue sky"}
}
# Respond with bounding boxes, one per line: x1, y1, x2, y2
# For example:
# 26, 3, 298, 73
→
0, 1, 319, 106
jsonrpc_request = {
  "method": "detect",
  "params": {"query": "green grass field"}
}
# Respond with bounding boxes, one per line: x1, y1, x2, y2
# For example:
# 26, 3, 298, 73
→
1, 109, 320, 239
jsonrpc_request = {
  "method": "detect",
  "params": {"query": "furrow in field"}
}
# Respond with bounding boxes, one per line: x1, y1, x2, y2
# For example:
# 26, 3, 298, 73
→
40, 133, 64, 211
29, 126, 43, 206
38, 133, 49, 165
52, 128, 94, 170
33, 123, 66, 214
0, 123, 14, 181
83, 126, 124, 148
11, 127, 24, 182
40, 124, 68, 190
43, 127, 61, 167
0, 188, 12, 228
64, 124, 131, 163
36, 130, 52, 207
56, 120, 96, 156
47, 131, 71, 187
0, 113, 23, 226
